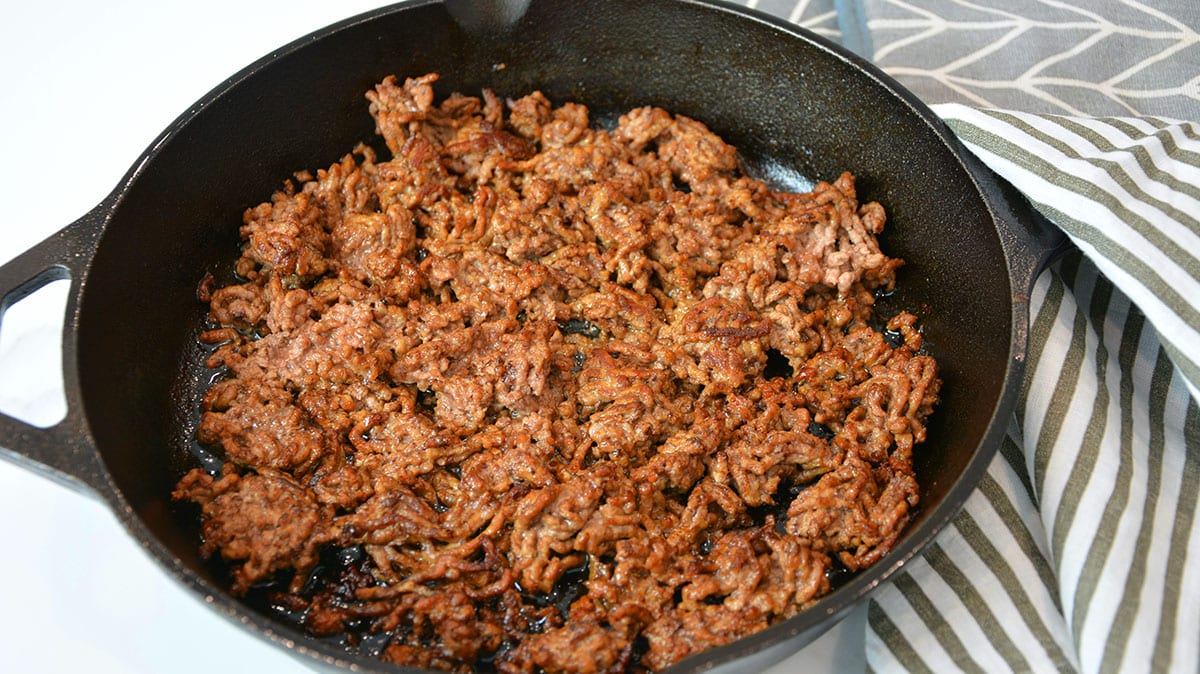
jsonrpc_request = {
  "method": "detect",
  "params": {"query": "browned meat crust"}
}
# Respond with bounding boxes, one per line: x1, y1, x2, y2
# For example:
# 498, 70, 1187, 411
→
173, 73, 940, 673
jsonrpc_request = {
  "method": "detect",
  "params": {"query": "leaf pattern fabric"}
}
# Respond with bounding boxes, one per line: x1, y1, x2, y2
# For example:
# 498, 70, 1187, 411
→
745, 0, 842, 39
730, 1, 1199, 672
857, 0, 1200, 119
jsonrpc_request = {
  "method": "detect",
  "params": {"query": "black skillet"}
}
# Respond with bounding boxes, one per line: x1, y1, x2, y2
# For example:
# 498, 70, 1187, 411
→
0, 0, 1064, 671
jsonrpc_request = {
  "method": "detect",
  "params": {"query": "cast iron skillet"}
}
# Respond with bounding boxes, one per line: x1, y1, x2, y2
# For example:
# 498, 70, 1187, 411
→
0, 0, 1064, 671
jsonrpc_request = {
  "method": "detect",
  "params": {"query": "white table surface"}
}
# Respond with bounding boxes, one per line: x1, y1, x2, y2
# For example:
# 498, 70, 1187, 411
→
0, 2, 866, 671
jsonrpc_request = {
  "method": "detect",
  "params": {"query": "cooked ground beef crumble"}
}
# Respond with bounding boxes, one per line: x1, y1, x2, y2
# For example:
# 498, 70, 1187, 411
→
173, 72, 941, 673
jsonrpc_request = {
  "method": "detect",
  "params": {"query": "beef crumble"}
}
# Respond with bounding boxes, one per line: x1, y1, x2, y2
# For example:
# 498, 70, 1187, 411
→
174, 72, 940, 673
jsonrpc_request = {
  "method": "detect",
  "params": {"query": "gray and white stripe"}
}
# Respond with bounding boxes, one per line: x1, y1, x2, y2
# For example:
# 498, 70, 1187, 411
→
935, 105, 1200, 401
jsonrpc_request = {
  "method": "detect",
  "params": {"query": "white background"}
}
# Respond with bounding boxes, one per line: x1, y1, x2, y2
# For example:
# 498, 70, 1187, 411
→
0, 1, 866, 671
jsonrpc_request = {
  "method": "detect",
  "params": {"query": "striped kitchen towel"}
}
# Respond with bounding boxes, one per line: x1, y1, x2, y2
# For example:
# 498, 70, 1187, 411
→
862, 108, 1200, 673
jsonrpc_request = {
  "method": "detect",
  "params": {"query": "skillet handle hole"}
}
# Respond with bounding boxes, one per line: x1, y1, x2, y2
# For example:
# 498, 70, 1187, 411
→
0, 278, 69, 428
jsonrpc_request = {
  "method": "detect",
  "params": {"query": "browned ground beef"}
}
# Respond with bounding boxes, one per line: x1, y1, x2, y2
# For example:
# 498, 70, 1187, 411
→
174, 72, 940, 673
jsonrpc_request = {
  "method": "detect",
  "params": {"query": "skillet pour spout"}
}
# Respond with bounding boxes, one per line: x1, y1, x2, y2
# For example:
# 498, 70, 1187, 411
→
0, 0, 1064, 672
444, 0, 533, 33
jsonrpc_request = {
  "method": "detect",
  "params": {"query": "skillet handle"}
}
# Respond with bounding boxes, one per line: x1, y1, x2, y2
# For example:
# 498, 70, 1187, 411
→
0, 205, 109, 498
978, 166, 1073, 369
973, 155, 1072, 292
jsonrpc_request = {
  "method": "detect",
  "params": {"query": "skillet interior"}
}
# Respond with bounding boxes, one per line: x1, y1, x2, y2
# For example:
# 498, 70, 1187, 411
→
73, 0, 1012, 669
